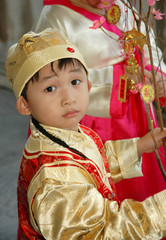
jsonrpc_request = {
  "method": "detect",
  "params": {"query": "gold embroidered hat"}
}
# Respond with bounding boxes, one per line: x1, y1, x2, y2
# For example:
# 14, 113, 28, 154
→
5, 28, 88, 98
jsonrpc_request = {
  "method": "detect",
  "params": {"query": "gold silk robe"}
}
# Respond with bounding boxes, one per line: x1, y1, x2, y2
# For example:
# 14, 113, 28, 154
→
17, 122, 166, 239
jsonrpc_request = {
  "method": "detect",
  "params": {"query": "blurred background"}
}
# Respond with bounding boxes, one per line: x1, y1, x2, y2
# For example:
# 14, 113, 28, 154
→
0, 1, 43, 239
0, 0, 165, 239
0, 0, 43, 89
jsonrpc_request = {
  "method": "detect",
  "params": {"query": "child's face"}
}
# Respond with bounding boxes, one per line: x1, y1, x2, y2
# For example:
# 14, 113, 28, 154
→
24, 60, 91, 131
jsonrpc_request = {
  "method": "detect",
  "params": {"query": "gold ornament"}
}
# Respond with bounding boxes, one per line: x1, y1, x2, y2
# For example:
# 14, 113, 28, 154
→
126, 56, 139, 74
123, 28, 147, 51
106, 4, 121, 24
129, 79, 136, 90
124, 39, 135, 55
141, 84, 155, 103
119, 29, 147, 102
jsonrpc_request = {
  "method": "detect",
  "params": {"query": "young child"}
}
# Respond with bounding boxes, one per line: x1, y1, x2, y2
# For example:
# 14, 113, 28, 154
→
5, 28, 166, 240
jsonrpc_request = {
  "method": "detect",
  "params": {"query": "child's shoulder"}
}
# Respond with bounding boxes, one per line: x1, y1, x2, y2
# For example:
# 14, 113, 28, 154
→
79, 124, 98, 136
79, 124, 103, 146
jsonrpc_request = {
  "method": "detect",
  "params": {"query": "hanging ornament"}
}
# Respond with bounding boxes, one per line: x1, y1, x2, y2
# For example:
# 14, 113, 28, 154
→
106, 4, 121, 24
123, 28, 147, 50
124, 40, 135, 56
129, 81, 143, 94
129, 79, 136, 91
141, 84, 155, 103
118, 28, 148, 103
118, 75, 128, 102
123, 28, 147, 75
126, 55, 139, 74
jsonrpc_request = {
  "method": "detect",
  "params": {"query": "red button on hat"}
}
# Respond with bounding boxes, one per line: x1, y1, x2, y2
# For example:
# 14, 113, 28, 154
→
67, 47, 75, 53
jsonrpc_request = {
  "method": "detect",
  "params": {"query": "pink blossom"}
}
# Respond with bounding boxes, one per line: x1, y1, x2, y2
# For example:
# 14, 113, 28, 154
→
89, 16, 106, 29
152, 8, 165, 20
130, 82, 143, 94
120, 50, 135, 58
120, 50, 127, 57
97, 0, 115, 10
147, 0, 155, 6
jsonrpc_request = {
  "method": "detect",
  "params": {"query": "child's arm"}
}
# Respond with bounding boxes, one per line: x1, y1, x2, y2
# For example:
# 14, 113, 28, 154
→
104, 128, 166, 183
29, 175, 166, 239
137, 128, 166, 157
104, 138, 142, 183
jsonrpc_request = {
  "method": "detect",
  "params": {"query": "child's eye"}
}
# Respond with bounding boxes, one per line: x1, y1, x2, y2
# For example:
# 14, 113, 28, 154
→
71, 79, 80, 85
45, 86, 56, 92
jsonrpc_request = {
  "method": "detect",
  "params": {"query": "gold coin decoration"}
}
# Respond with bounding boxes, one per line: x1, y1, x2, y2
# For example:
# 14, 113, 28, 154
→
141, 84, 155, 103
106, 4, 121, 24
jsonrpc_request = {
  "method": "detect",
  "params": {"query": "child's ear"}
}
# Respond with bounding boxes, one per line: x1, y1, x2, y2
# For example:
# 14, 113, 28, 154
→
88, 80, 92, 92
16, 96, 31, 116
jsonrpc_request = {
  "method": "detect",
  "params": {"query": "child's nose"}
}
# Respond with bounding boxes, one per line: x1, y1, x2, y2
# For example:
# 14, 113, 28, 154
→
61, 87, 75, 106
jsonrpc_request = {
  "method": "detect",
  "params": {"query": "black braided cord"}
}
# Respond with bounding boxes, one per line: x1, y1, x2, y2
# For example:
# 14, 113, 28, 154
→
32, 117, 88, 159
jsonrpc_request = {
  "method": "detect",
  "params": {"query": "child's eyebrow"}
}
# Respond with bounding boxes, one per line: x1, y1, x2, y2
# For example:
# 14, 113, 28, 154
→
69, 67, 82, 73
40, 67, 83, 82
40, 73, 58, 82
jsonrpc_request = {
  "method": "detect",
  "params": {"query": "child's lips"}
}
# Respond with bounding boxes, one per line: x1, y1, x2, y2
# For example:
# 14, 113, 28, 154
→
63, 110, 79, 118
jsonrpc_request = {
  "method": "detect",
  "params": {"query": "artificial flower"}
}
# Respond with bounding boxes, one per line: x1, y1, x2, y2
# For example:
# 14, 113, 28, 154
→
97, 0, 115, 10
130, 82, 143, 94
89, 16, 106, 29
120, 50, 135, 58
120, 50, 132, 58
152, 8, 165, 20
147, 0, 155, 6
147, 0, 161, 6
120, 50, 127, 57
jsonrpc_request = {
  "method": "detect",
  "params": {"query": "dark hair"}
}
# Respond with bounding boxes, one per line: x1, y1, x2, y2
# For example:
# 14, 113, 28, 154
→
21, 58, 87, 100
21, 72, 39, 100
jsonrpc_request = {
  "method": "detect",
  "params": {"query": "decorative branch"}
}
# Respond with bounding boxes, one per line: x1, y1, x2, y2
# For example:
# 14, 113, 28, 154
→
143, 9, 166, 180
90, 0, 166, 180
137, 0, 143, 30
121, 0, 166, 179
154, 150, 166, 180
119, 0, 144, 20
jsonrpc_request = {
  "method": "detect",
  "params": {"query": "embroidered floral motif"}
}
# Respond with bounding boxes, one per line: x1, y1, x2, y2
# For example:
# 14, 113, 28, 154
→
97, 0, 115, 10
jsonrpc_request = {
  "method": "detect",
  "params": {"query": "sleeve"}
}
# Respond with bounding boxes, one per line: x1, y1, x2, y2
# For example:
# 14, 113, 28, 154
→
87, 68, 112, 118
104, 138, 143, 183
27, 164, 166, 240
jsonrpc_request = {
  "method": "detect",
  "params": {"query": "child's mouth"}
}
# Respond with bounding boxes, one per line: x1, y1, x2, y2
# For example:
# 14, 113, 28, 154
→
63, 110, 79, 118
